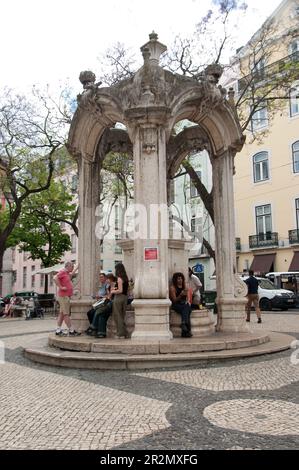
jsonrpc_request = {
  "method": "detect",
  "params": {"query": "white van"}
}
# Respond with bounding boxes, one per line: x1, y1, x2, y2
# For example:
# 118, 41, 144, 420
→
241, 276, 297, 311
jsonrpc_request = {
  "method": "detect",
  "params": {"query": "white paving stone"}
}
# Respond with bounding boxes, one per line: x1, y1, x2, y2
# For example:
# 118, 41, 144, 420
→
203, 399, 299, 436
135, 356, 299, 391
0, 360, 171, 449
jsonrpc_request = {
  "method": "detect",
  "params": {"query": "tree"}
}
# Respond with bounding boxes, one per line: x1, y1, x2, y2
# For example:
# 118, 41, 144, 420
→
13, 180, 75, 293
0, 85, 75, 277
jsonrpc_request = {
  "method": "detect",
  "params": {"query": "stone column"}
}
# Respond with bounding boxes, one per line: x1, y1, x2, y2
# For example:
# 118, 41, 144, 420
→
71, 157, 102, 331
212, 149, 247, 332
128, 121, 172, 340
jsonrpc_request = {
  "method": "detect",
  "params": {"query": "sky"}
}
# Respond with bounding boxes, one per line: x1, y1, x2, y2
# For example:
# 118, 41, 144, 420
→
0, 0, 283, 94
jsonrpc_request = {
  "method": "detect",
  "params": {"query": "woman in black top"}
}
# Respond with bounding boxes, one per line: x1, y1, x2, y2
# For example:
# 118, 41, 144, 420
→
111, 263, 129, 338
169, 272, 193, 337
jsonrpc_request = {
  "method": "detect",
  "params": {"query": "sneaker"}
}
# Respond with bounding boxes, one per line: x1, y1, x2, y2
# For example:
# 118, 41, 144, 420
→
85, 327, 95, 336
69, 330, 81, 336
55, 330, 67, 336
257, 318, 262, 324
246, 318, 250, 322
96, 333, 106, 338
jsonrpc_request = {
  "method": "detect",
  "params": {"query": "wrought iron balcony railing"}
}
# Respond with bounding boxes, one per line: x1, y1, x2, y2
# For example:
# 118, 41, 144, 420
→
289, 229, 299, 245
235, 237, 241, 251
238, 52, 299, 93
249, 232, 278, 249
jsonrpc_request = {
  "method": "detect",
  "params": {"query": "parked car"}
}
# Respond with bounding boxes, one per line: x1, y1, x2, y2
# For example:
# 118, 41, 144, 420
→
241, 276, 297, 311
5, 291, 38, 300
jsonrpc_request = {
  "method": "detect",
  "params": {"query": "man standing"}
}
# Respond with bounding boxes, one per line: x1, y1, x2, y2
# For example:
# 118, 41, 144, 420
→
54, 261, 81, 336
244, 270, 262, 323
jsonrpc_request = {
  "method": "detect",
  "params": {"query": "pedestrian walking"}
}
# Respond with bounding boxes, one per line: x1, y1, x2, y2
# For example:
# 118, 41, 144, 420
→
245, 270, 262, 323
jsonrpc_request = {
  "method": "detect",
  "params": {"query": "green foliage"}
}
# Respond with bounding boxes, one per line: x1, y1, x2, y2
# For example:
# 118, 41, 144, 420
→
13, 179, 76, 267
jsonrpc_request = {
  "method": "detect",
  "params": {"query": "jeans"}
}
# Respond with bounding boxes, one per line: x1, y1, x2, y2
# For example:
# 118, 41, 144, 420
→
87, 308, 95, 324
172, 302, 192, 332
92, 301, 113, 335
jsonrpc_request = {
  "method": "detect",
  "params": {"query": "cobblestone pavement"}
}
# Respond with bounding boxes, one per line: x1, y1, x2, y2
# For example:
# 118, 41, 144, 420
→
0, 312, 299, 450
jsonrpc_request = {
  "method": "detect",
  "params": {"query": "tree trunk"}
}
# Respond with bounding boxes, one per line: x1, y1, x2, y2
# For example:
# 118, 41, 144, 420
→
0, 247, 4, 296
44, 274, 49, 294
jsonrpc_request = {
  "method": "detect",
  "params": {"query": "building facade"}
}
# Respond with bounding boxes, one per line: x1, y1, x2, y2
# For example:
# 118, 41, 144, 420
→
232, 0, 299, 275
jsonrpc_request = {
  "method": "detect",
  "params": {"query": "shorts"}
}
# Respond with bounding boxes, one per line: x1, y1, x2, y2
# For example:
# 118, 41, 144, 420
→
57, 296, 71, 315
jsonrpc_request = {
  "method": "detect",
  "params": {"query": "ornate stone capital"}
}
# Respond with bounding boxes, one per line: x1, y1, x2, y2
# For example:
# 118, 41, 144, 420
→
234, 274, 248, 298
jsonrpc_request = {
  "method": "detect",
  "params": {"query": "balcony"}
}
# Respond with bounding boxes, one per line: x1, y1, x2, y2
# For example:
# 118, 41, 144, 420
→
289, 229, 299, 245
238, 52, 299, 92
235, 237, 241, 251
249, 232, 278, 249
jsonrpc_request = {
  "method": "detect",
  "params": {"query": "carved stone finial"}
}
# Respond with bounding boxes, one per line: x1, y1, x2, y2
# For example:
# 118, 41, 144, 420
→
140, 33, 167, 66
149, 31, 158, 41
228, 87, 235, 106
79, 71, 102, 91
204, 64, 223, 84
79, 71, 96, 87
142, 47, 151, 65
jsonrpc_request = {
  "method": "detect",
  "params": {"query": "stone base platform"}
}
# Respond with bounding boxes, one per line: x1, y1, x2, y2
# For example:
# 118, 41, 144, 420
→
24, 331, 294, 370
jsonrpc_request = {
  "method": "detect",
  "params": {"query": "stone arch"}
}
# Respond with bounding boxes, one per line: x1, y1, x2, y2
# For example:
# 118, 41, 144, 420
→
169, 89, 244, 157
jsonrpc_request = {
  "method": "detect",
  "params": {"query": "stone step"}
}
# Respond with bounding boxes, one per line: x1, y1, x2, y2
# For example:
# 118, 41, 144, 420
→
48, 331, 270, 354
24, 332, 294, 370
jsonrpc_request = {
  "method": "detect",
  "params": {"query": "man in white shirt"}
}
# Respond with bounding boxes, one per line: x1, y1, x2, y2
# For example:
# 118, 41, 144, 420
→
188, 267, 202, 309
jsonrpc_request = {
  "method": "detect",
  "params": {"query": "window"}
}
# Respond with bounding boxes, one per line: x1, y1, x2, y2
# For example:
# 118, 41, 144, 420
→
71, 234, 77, 253
115, 205, 121, 237
50, 274, 54, 287
255, 204, 272, 238
31, 275, 35, 288
190, 171, 202, 198
290, 84, 299, 117
31, 265, 35, 272
190, 217, 202, 239
11, 248, 16, 263
292, 141, 299, 173
12, 270, 17, 283
40, 274, 44, 288
115, 244, 122, 254
71, 175, 78, 194
254, 57, 265, 79
169, 180, 175, 204
23, 252, 28, 261
251, 103, 268, 131
253, 152, 269, 182
296, 198, 299, 230
289, 39, 299, 56
23, 267, 27, 289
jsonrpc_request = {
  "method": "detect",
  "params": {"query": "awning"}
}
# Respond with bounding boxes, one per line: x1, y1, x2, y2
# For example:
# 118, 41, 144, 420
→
289, 252, 299, 271
35, 263, 64, 275
250, 253, 276, 274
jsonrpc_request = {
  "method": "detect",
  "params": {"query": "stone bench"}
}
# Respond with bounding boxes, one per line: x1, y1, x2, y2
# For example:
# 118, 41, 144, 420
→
106, 308, 215, 338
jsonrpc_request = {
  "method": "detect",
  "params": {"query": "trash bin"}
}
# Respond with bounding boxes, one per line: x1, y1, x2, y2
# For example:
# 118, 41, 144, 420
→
202, 290, 217, 312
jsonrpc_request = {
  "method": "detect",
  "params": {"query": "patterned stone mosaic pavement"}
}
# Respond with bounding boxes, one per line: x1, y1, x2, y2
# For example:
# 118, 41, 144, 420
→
0, 312, 299, 450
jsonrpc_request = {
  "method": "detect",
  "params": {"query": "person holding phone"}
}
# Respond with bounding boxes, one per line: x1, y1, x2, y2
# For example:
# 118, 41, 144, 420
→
169, 272, 193, 337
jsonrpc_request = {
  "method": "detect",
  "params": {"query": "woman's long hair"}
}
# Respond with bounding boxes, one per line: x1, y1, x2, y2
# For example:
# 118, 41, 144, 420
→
115, 263, 128, 283
172, 272, 186, 289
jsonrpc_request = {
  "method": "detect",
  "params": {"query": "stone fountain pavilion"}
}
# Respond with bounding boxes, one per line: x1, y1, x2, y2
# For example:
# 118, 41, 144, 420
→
25, 34, 292, 369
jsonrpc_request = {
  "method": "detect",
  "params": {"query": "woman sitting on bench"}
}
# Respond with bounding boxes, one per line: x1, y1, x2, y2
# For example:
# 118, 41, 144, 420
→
169, 272, 193, 338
